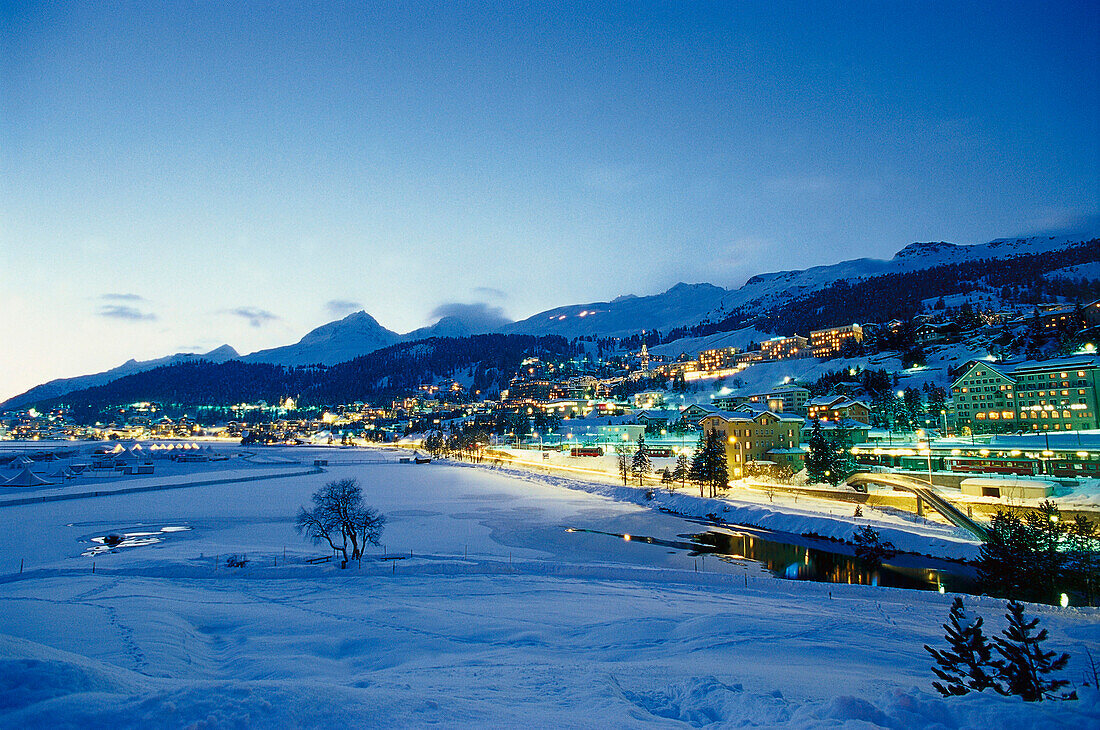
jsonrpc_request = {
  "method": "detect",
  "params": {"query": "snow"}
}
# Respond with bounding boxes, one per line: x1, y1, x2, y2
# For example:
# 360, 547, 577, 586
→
1045, 262, 1100, 283
495, 448, 983, 560
0, 445, 1096, 727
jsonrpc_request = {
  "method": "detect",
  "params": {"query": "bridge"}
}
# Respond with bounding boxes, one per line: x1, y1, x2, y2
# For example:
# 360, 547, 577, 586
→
844, 472, 989, 541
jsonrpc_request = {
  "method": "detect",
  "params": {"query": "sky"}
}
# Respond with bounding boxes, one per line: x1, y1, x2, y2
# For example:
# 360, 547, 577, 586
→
1, 1, 1098, 401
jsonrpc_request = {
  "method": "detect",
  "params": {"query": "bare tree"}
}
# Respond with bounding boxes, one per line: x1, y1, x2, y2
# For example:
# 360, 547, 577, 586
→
296, 478, 386, 568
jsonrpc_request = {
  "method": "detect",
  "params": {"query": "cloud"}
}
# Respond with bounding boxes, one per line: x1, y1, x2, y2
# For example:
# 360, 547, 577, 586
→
100, 293, 146, 302
222, 307, 279, 328
471, 286, 507, 301
98, 304, 157, 321
429, 301, 511, 330
324, 299, 363, 317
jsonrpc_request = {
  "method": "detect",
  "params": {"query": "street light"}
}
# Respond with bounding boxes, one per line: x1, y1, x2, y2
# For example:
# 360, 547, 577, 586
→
917, 428, 932, 486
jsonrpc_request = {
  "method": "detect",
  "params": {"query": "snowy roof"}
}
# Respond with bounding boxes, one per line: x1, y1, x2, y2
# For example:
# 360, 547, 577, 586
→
4, 467, 51, 487
700, 409, 802, 424
818, 419, 872, 431
635, 409, 681, 421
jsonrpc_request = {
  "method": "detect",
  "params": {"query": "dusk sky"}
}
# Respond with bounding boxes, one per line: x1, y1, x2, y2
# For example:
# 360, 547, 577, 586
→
2, 1, 1098, 401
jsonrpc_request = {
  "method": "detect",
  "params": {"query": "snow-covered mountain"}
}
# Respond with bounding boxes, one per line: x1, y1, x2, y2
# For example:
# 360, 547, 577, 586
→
8, 231, 1096, 404
242, 311, 401, 367
699, 233, 1096, 323
0, 345, 240, 411
502, 282, 728, 339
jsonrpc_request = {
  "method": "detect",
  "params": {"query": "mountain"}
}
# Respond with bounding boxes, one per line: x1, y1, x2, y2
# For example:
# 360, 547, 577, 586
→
0, 345, 239, 411
401, 308, 513, 341
242, 311, 401, 367
502, 282, 728, 339
698, 233, 1096, 325
9, 231, 1098, 406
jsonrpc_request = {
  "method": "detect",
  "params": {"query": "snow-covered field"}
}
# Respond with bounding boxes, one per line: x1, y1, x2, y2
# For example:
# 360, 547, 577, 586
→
0, 446, 1096, 728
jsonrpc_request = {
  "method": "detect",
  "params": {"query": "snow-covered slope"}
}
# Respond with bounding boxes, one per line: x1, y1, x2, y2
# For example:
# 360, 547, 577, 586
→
242, 311, 401, 366
0, 345, 240, 411
503, 282, 728, 339
701, 233, 1098, 323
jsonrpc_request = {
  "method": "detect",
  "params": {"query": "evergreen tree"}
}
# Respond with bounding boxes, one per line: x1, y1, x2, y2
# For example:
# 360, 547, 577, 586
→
805, 419, 835, 485
617, 450, 629, 486
631, 434, 651, 486
992, 601, 1070, 701
1067, 514, 1099, 606
977, 511, 1029, 600
688, 431, 710, 498
660, 467, 674, 492
924, 597, 998, 696
672, 452, 689, 489
707, 430, 729, 498
1024, 500, 1067, 605
852, 525, 896, 570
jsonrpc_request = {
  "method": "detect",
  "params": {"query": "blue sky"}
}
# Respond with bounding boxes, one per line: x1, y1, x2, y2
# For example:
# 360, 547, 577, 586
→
1, 2, 1098, 400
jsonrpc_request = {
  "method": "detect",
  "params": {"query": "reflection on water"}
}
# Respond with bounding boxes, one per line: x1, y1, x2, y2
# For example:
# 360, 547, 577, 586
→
567, 526, 977, 594
691, 530, 977, 594
82, 525, 192, 556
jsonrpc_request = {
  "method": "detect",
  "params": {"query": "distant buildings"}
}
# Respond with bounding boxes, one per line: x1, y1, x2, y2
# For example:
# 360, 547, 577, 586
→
713, 385, 810, 415
807, 395, 872, 425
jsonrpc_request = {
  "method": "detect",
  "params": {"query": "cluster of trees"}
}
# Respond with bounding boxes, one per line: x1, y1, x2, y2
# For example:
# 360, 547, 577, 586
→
925, 597, 1071, 702
805, 419, 856, 486
422, 428, 493, 462
977, 501, 1099, 606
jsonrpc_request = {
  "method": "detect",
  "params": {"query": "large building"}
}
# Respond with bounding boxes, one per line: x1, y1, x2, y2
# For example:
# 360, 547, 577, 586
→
951, 356, 1100, 433
699, 410, 805, 477
760, 335, 809, 361
809, 324, 863, 358
698, 346, 740, 371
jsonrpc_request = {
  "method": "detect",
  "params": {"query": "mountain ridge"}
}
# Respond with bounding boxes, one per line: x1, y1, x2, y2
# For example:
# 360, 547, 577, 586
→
5, 230, 1097, 410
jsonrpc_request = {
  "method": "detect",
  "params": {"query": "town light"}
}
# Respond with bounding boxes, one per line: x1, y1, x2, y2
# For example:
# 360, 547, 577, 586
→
1061, 593, 1070, 608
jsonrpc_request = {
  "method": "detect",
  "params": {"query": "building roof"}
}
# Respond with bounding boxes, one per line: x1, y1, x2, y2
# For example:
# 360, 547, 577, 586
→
818, 418, 872, 431
953, 355, 1100, 386
635, 409, 681, 421
4, 467, 51, 487
700, 409, 803, 424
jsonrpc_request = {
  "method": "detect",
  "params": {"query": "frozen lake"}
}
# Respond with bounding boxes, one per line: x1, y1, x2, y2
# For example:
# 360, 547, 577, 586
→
0, 446, 1095, 727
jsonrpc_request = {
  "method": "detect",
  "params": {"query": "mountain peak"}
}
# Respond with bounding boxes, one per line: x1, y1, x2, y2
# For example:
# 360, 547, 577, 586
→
204, 344, 239, 359
893, 241, 960, 259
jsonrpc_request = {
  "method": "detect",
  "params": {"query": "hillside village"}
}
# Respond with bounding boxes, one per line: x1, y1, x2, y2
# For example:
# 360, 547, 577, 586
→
5, 282, 1099, 506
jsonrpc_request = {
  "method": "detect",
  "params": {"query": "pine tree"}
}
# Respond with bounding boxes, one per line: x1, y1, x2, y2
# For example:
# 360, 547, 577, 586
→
924, 597, 997, 696
631, 434, 651, 486
672, 453, 689, 489
977, 511, 1026, 599
992, 600, 1070, 701
617, 451, 629, 486
708, 430, 729, 498
688, 431, 710, 498
805, 419, 833, 485
1067, 514, 1099, 606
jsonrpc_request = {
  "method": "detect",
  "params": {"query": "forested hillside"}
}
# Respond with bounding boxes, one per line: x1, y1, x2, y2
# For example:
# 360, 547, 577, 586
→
45, 334, 577, 422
